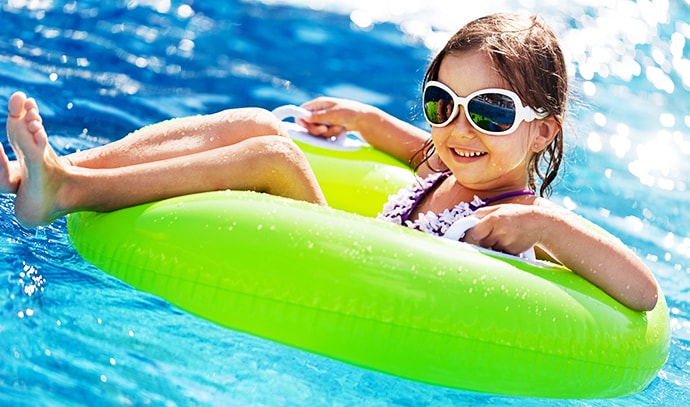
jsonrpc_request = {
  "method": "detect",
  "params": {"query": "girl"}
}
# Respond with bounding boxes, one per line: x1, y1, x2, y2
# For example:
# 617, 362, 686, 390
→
1, 13, 659, 311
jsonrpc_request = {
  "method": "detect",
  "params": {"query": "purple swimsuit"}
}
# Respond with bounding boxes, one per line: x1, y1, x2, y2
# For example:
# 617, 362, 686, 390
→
377, 171, 534, 239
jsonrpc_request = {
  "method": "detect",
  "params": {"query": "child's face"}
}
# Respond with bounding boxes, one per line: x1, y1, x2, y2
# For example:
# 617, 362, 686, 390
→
432, 51, 541, 192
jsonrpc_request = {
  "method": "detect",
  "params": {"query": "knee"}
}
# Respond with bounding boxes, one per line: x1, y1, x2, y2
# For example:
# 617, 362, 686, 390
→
245, 136, 312, 182
246, 107, 287, 137
218, 107, 287, 138
251, 135, 304, 163
246, 136, 323, 203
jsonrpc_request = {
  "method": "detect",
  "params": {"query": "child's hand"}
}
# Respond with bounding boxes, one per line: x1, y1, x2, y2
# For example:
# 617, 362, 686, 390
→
464, 204, 547, 256
298, 97, 371, 138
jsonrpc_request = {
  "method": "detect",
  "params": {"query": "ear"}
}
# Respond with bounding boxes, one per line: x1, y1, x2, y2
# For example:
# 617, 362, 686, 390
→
531, 115, 560, 152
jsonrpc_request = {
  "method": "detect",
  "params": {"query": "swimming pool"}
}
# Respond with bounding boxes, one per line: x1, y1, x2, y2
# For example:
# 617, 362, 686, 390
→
1, 0, 689, 405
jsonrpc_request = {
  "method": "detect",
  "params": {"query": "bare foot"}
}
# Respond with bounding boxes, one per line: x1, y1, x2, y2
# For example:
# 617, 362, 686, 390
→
7, 92, 67, 227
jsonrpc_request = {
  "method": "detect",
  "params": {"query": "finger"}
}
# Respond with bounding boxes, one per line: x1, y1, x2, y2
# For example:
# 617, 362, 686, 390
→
323, 124, 346, 137
469, 238, 498, 252
297, 107, 334, 127
300, 97, 333, 111
305, 110, 338, 126
465, 228, 494, 249
300, 99, 339, 120
466, 217, 492, 242
300, 122, 330, 137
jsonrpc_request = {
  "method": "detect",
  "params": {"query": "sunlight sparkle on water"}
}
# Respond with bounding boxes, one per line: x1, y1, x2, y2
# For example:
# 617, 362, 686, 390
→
628, 130, 680, 190
660, 113, 676, 127
587, 132, 602, 152
610, 124, 632, 158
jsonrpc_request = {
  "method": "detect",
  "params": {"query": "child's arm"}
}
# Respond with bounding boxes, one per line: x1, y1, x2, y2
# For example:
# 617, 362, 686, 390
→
467, 201, 660, 311
298, 97, 433, 172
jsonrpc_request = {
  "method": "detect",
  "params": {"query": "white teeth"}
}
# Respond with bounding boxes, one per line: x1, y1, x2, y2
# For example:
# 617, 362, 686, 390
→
454, 149, 485, 157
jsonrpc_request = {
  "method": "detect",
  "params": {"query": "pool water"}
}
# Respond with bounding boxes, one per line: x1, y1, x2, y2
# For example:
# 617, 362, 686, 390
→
1, 0, 689, 405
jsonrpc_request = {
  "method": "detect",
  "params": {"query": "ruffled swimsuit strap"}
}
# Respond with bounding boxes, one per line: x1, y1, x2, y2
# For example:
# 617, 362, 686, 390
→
399, 171, 452, 223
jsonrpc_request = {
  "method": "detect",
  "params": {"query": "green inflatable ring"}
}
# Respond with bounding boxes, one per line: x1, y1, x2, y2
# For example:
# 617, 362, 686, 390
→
67, 124, 670, 399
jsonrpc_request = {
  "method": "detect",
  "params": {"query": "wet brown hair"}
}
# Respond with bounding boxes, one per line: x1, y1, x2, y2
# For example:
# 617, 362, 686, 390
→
413, 13, 568, 197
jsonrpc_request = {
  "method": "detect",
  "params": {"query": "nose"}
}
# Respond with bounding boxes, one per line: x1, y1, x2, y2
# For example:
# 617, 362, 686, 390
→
449, 106, 476, 138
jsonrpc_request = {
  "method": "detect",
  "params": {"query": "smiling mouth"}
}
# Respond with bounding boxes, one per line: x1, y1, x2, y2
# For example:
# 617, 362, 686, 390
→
453, 149, 487, 158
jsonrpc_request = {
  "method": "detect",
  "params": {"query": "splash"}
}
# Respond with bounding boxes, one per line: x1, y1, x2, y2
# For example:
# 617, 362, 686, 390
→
6, 261, 47, 319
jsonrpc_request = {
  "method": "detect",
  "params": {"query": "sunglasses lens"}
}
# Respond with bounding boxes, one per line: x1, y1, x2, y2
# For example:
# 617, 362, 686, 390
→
423, 85, 455, 126
467, 93, 516, 133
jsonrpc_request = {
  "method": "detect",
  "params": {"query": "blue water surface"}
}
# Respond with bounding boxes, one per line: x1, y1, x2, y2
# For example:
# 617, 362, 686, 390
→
1, 0, 690, 405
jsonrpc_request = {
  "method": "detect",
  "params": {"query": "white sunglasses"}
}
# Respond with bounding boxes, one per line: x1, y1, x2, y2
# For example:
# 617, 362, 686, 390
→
423, 81, 548, 135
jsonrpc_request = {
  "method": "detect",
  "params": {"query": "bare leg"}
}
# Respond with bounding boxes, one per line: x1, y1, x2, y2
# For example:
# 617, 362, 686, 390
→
5, 95, 287, 191
66, 107, 287, 169
7, 92, 326, 227
60, 136, 327, 212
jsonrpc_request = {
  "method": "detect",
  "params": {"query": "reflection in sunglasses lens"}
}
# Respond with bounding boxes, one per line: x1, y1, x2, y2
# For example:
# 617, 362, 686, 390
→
424, 87, 454, 125
468, 94, 516, 132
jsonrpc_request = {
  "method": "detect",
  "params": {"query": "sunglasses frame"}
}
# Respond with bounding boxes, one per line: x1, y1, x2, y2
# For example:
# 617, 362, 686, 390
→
423, 81, 548, 135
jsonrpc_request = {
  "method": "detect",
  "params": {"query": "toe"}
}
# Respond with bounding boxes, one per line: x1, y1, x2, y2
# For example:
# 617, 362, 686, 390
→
8, 92, 27, 117
25, 107, 42, 124
24, 97, 40, 114
24, 119, 48, 148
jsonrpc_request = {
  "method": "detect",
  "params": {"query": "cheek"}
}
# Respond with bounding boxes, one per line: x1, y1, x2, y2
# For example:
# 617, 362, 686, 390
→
430, 128, 448, 150
486, 137, 532, 166
503, 128, 536, 156
521, 124, 541, 149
